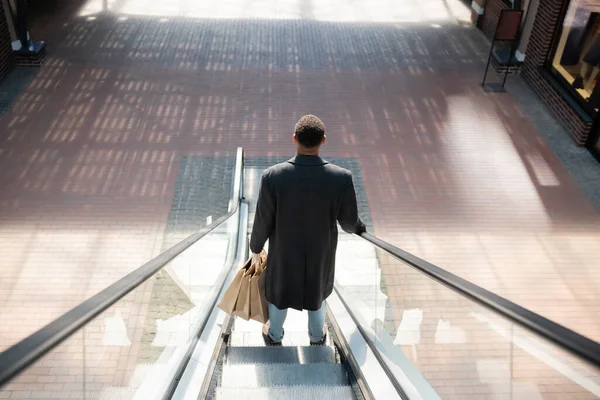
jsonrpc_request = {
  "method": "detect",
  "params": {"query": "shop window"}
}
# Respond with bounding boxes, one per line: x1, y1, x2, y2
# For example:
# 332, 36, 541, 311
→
551, 1, 600, 114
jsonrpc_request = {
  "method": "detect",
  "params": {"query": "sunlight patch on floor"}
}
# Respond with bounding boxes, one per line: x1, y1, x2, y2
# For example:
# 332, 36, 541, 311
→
77, 0, 470, 23
441, 95, 552, 227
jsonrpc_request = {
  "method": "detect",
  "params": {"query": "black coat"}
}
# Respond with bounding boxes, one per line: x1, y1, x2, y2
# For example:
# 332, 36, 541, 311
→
250, 155, 366, 311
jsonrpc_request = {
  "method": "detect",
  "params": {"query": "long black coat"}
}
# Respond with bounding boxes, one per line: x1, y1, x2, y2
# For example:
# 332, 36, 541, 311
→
249, 155, 366, 311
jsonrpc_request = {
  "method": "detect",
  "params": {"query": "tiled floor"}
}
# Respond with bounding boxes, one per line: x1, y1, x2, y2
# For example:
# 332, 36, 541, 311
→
1, 0, 600, 397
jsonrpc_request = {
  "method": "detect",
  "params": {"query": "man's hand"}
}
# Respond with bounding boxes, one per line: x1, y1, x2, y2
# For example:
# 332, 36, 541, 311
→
245, 252, 264, 276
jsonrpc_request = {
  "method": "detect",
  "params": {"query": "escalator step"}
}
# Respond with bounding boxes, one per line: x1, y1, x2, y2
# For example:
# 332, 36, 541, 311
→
226, 346, 336, 364
215, 386, 354, 400
229, 331, 332, 347
221, 364, 348, 387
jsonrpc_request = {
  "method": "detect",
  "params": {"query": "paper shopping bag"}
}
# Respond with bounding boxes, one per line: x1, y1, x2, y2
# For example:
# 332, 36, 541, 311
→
233, 269, 251, 320
217, 250, 267, 320
217, 260, 248, 315
236, 250, 267, 320
249, 266, 269, 324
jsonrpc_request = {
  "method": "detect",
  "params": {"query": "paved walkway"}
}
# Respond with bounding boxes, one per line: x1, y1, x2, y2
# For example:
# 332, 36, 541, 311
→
0, 0, 600, 398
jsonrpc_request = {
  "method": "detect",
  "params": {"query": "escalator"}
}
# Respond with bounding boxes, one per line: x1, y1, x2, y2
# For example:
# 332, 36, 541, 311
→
178, 165, 369, 399
1, 147, 600, 400
202, 311, 357, 399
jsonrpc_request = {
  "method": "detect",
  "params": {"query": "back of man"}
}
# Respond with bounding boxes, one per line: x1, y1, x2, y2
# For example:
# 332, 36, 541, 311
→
249, 115, 365, 346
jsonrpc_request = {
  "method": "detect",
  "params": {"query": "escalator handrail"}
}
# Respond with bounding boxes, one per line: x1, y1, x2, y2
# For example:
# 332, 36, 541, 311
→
359, 231, 600, 368
0, 147, 245, 387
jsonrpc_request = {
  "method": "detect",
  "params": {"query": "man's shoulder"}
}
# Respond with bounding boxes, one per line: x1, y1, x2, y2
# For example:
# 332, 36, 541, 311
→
263, 159, 351, 180
263, 161, 292, 175
260, 162, 289, 183
323, 162, 351, 176
263, 160, 352, 176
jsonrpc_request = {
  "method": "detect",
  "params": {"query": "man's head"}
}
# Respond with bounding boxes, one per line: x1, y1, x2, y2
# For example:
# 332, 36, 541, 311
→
293, 115, 326, 153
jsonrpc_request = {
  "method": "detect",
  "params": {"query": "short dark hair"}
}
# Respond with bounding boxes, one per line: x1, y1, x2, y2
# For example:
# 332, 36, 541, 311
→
295, 115, 325, 148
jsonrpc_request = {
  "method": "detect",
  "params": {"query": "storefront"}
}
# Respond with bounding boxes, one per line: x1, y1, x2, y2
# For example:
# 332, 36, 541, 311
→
550, 0, 600, 161
473, 0, 600, 162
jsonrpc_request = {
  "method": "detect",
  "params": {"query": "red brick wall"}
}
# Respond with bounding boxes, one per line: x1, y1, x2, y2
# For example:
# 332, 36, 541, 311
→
471, 0, 485, 26
0, 1, 15, 80
521, 0, 592, 145
480, 0, 510, 39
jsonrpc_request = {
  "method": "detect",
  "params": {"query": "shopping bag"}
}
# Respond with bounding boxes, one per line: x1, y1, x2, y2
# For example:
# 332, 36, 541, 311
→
249, 266, 269, 323
217, 250, 267, 320
233, 269, 252, 320
216, 263, 247, 315
235, 250, 268, 320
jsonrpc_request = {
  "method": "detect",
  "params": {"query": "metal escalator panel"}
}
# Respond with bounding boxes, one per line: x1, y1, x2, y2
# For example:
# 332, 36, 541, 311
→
0, 211, 241, 400
209, 310, 356, 400
334, 233, 600, 399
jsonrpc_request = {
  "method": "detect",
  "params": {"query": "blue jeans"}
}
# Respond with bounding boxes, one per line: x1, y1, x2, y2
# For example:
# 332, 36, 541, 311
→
267, 301, 326, 343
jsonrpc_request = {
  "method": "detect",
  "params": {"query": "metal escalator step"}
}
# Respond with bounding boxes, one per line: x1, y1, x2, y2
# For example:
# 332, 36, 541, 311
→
221, 364, 348, 387
226, 346, 336, 364
229, 331, 332, 347
215, 386, 354, 400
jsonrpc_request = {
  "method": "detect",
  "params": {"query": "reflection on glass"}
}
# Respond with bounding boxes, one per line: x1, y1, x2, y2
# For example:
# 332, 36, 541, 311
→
335, 233, 600, 399
552, 1, 600, 112
0, 211, 238, 399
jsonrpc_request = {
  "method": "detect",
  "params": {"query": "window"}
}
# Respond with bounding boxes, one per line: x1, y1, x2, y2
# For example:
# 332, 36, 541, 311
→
551, 1, 600, 114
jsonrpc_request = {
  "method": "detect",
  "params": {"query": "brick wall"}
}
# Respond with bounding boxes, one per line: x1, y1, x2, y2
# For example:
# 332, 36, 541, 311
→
0, 0, 15, 80
471, 0, 485, 26
474, 0, 525, 74
521, 0, 593, 145
480, 0, 510, 39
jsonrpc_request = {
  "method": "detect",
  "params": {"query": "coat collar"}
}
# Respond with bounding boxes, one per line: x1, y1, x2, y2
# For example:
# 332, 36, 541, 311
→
287, 155, 329, 166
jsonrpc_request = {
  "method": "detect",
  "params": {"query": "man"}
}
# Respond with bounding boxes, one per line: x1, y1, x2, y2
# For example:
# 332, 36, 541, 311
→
248, 114, 366, 346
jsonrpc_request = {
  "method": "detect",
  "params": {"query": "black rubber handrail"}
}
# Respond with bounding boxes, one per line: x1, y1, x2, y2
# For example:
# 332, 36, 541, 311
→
0, 148, 245, 387
359, 232, 600, 368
